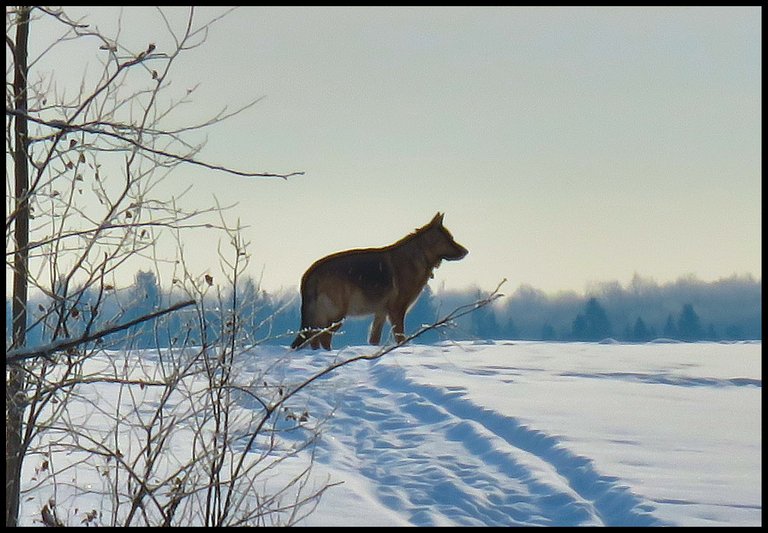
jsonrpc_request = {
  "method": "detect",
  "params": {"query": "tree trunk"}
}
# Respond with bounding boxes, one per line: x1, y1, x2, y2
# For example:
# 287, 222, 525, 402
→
7, 5, 31, 527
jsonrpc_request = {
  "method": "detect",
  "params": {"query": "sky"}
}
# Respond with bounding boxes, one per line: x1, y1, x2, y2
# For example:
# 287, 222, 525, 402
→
17, 6, 762, 296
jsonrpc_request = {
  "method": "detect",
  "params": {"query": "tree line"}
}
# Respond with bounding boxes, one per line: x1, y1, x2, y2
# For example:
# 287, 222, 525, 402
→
7, 272, 760, 350
468, 273, 761, 342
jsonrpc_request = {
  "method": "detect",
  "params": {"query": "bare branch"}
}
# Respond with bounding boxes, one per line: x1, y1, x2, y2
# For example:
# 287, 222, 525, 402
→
6, 299, 196, 364
5, 108, 304, 180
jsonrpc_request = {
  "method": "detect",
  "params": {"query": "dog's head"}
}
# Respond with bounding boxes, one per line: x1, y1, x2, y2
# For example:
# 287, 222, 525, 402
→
425, 212, 468, 261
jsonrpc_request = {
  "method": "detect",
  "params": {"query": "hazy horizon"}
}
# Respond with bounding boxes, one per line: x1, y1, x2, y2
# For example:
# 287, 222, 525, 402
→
15, 266, 761, 302
11, 7, 761, 297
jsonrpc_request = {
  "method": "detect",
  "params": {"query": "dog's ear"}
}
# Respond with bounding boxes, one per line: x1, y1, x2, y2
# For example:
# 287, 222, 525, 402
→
430, 212, 445, 226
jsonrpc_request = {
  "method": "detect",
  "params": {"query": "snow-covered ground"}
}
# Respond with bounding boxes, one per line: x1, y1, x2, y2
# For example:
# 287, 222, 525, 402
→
19, 340, 761, 527
246, 340, 761, 527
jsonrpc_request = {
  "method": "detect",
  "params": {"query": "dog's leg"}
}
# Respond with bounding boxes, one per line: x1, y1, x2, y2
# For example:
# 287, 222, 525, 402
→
369, 313, 386, 345
388, 309, 406, 344
310, 333, 320, 350
319, 331, 332, 350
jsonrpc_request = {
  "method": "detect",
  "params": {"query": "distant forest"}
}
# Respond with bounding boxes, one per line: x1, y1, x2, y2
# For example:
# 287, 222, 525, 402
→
7, 272, 761, 350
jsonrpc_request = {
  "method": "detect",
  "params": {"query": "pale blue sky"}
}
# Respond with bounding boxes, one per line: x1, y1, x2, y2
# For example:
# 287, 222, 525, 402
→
26, 7, 762, 294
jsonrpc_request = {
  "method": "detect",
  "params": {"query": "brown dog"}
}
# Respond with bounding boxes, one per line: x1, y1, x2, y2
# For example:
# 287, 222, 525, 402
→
291, 212, 468, 349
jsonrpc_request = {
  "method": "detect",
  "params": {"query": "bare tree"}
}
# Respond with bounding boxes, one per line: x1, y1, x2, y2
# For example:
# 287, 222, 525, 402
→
6, 6, 500, 527
5, 6, 305, 526
7, 6, 31, 526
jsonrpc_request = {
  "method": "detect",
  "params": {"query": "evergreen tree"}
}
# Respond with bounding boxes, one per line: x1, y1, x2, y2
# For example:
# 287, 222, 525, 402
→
662, 313, 677, 339
571, 298, 612, 341
677, 303, 703, 341
632, 317, 650, 342
572, 314, 588, 340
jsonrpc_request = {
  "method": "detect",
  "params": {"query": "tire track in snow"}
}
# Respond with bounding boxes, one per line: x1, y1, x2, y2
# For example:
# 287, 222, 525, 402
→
315, 371, 599, 526
265, 348, 668, 525
359, 361, 670, 526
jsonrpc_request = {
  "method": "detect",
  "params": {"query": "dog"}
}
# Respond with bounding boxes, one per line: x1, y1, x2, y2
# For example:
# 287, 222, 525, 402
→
291, 212, 468, 350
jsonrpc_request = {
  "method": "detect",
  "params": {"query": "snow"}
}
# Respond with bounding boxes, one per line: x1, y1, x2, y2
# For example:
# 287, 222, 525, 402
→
19, 340, 761, 527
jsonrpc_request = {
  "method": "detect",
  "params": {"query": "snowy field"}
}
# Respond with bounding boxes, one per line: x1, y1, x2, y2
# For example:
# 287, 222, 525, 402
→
20, 340, 761, 527
277, 341, 762, 527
